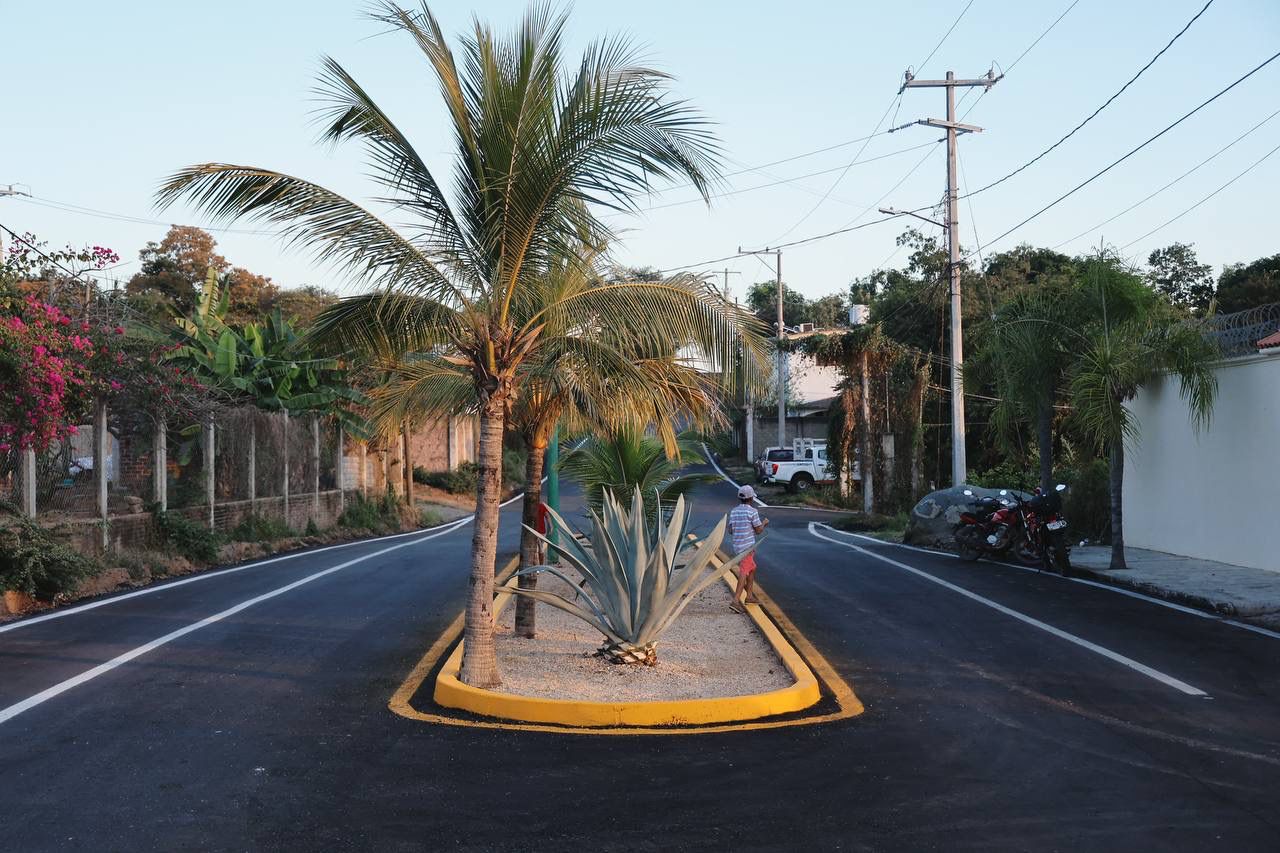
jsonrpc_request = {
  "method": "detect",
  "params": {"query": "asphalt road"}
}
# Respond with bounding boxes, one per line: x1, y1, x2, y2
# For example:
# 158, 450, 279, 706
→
1, 473, 1277, 852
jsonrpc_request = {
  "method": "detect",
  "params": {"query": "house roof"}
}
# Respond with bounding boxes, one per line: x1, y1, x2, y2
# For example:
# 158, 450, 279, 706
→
1257, 328, 1280, 349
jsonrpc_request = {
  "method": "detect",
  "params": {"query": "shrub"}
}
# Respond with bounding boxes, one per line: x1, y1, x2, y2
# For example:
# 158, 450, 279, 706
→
419, 508, 444, 529
502, 448, 527, 489
968, 460, 1038, 491
0, 510, 99, 599
1061, 458, 1111, 543
339, 491, 402, 533
417, 462, 480, 495
304, 518, 320, 537
152, 508, 221, 563
231, 513, 292, 543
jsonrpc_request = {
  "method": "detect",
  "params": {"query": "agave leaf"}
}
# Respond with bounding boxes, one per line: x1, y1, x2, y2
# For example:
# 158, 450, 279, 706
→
518, 520, 624, 629
503, 586, 629, 647
513, 564, 617, 635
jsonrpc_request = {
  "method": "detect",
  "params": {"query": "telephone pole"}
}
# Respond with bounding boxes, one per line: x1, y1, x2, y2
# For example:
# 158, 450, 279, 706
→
740, 246, 786, 450
0, 184, 32, 255
894, 69, 999, 487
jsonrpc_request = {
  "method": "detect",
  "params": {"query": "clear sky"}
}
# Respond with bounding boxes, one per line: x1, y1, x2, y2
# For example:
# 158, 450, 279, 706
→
3, 0, 1277, 304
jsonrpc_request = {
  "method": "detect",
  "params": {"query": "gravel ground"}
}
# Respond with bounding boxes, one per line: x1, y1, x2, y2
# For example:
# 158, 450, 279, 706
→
493, 571, 793, 701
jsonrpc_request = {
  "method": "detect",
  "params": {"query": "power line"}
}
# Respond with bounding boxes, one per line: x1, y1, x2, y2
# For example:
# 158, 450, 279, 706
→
977, 49, 1280, 254
16, 195, 279, 236
963, 0, 1216, 199
1054, 106, 1280, 250
640, 141, 940, 213
1121, 139, 1280, 250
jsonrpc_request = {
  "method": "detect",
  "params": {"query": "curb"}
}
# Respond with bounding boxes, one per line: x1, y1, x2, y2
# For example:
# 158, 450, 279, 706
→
432, 562, 823, 727
1067, 564, 1280, 619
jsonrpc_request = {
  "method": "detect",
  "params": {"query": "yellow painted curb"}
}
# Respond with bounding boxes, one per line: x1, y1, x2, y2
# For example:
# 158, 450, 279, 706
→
389, 554, 863, 734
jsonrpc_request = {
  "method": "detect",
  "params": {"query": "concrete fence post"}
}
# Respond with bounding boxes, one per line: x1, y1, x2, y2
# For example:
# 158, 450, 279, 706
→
359, 441, 368, 498
281, 412, 290, 528
204, 417, 216, 531
311, 415, 321, 523
335, 424, 345, 515
153, 418, 167, 511
21, 447, 36, 517
95, 399, 109, 550
248, 413, 257, 514
401, 423, 413, 507
447, 416, 456, 470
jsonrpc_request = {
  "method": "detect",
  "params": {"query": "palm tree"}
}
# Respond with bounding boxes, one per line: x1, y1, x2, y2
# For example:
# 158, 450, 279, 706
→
558, 428, 717, 524
156, 3, 764, 687
1068, 256, 1218, 569
366, 247, 737, 639
973, 279, 1077, 493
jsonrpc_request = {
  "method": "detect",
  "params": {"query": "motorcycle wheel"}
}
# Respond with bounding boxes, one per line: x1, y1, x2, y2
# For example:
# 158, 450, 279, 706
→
954, 528, 982, 561
1050, 534, 1071, 575
1013, 536, 1042, 566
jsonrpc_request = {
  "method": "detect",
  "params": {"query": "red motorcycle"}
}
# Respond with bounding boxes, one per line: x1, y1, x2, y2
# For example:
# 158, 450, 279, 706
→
954, 490, 1036, 563
955, 485, 1071, 574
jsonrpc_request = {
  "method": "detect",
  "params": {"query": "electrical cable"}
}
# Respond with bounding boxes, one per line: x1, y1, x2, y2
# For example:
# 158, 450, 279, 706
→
962, 0, 1215, 199
1053, 106, 1280, 250
641, 141, 940, 213
1120, 138, 1280, 250
976, 49, 1280, 254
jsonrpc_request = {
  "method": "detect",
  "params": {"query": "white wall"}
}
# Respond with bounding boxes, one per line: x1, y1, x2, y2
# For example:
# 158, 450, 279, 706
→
1123, 352, 1280, 570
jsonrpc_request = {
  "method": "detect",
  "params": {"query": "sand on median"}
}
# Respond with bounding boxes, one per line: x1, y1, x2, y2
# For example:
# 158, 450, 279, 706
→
493, 569, 792, 703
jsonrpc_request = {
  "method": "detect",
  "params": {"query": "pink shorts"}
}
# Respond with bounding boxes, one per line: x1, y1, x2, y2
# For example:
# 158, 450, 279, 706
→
739, 553, 757, 576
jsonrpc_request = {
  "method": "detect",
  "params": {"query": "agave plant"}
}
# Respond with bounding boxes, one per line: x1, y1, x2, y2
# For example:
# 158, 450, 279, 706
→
511, 487, 762, 665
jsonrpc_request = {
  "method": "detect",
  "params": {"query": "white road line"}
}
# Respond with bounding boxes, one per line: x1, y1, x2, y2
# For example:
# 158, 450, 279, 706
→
821, 525, 1280, 642
0, 522, 469, 726
0, 517, 472, 635
808, 523, 1209, 697
701, 444, 768, 507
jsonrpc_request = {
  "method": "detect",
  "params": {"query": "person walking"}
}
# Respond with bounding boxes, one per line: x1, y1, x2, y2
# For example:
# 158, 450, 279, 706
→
728, 485, 768, 613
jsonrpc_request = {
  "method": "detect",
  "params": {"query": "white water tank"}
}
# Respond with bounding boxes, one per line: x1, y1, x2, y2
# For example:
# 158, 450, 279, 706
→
849, 304, 870, 326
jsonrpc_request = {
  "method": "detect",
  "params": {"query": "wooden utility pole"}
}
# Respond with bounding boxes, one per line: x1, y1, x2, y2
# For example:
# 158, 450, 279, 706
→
895, 68, 999, 487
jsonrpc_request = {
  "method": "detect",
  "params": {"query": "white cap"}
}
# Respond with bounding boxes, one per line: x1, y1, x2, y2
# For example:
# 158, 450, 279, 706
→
737, 485, 757, 500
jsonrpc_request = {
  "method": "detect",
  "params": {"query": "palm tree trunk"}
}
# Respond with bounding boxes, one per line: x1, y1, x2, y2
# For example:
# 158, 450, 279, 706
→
1108, 438, 1127, 570
1037, 396, 1053, 494
514, 430, 548, 639
460, 391, 506, 688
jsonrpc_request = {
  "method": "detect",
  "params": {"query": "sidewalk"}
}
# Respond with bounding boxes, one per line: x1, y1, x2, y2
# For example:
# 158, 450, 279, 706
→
1070, 545, 1280, 627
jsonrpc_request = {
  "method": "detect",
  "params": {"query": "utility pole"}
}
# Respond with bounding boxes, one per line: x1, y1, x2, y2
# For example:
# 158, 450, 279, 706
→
740, 246, 786, 449
892, 69, 999, 487
0, 184, 33, 256
719, 268, 741, 376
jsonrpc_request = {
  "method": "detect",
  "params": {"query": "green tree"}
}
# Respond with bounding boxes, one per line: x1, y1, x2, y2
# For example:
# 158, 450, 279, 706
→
1067, 255, 1218, 569
809, 293, 848, 329
274, 285, 339, 329
1146, 242, 1214, 313
1215, 253, 1280, 314
157, 3, 759, 687
747, 280, 809, 329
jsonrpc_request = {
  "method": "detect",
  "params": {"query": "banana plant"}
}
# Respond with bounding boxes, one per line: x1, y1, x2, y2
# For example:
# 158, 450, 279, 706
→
510, 487, 763, 665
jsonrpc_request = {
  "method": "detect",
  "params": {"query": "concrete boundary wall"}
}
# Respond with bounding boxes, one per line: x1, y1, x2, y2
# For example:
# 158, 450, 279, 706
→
1123, 352, 1279, 571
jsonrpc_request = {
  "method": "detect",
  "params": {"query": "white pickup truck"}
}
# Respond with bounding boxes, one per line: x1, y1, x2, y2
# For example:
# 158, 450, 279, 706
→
760, 439, 858, 492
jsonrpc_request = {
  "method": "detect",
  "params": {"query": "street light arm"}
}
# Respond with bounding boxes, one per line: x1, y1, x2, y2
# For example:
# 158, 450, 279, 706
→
878, 206, 945, 229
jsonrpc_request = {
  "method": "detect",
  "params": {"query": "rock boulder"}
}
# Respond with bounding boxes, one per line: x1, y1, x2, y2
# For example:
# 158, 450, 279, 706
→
903, 485, 1032, 549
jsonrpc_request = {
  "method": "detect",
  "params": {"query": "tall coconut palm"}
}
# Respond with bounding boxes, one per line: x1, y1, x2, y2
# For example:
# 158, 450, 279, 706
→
156, 3, 765, 687
1068, 256, 1218, 569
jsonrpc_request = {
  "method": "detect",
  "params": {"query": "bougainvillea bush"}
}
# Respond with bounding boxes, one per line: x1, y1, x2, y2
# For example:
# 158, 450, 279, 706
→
1, 235, 212, 456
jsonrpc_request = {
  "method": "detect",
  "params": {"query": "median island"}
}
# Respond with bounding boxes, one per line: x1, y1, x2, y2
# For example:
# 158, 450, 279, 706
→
427, 489, 829, 730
